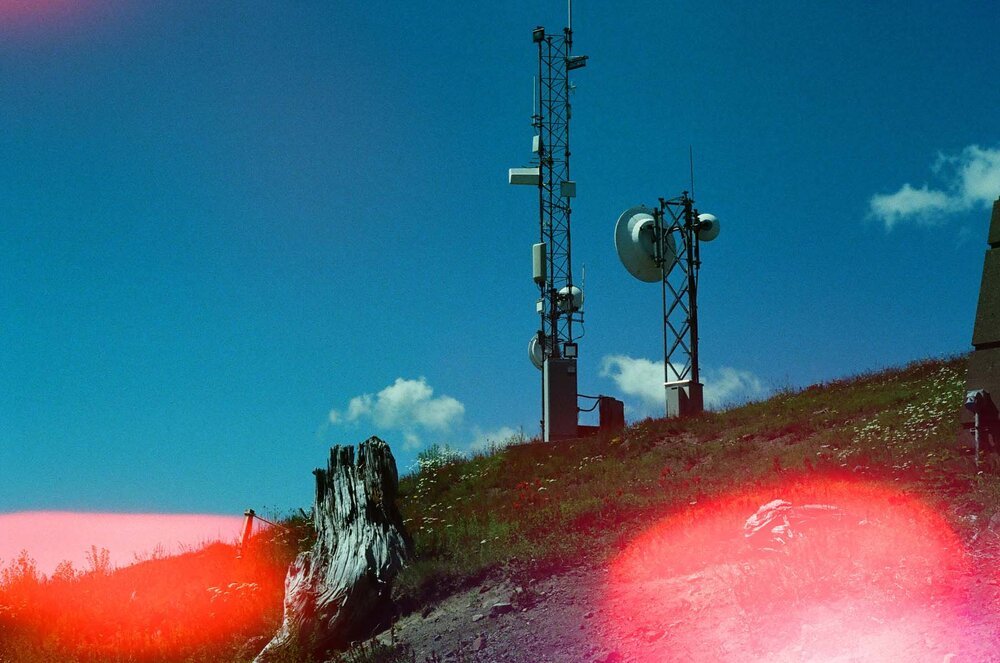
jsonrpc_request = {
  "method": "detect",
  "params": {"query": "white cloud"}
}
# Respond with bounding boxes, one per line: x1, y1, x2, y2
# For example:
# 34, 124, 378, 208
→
599, 355, 672, 411
328, 377, 465, 444
402, 432, 422, 451
345, 394, 375, 421
600, 354, 765, 417
869, 183, 951, 228
702, 366, 765, 409
869, 144, 1000, 229
468, 426, 523, 453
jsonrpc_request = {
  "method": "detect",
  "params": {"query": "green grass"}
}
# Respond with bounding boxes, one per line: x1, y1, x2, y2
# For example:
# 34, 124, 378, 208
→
393, 354, 989, 607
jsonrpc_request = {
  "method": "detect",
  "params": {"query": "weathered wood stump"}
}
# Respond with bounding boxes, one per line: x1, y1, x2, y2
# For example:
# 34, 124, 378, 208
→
254, 437, 412, 662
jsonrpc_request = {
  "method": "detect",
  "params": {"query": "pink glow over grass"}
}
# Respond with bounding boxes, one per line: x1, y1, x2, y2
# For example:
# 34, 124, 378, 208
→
0, 511, 245, 574
602, 477, 986, 662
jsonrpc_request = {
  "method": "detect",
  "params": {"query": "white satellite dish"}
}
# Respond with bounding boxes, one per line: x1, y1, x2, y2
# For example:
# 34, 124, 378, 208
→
697, 213, 721, 242
614, 205, 676, 283
528, 334, 545, 370
557, 285, 584, 312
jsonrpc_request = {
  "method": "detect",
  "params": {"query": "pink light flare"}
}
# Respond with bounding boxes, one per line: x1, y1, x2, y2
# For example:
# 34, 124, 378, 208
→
601, 477, 993, 662
0, 511, 246, 575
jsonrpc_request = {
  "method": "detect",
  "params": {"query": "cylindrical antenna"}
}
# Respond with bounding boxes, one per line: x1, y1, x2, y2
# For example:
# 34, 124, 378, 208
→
568, 0, 572, 33
533, 76, 536, 118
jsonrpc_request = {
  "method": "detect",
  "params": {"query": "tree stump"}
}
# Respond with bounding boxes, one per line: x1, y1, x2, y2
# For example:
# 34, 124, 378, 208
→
254, 437, 412, 662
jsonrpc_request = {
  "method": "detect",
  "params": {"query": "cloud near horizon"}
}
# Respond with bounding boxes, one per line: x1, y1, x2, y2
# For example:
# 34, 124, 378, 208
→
468, 425, 524, 453
599, 354, 765, 418
329, 377, 464, 450
869, 144, 1000, 229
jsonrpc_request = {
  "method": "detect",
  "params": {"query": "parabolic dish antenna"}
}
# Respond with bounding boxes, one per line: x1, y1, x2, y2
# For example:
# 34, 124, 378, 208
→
528, 334, 545, 370
614, 205, 676, 283
697, 213, 721, 242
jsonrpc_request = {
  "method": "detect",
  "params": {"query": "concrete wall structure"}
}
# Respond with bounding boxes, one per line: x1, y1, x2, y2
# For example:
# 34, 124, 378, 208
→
963, 198, 1000, 442
544, 357, 578, 441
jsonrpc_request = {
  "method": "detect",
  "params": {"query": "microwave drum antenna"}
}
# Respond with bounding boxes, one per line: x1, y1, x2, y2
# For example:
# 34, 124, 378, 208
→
557, 285, 584, 312
697, 213, 721, 242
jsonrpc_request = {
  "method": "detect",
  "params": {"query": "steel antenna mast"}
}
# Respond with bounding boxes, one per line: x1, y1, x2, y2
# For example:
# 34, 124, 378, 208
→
613, 183, 721, 418
510, 2, 588, 441
656, 193, 703, 416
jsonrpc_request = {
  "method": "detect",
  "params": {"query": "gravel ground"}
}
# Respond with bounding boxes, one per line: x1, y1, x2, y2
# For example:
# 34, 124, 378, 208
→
374, 558, 1000, 663
378, 563, 613, 663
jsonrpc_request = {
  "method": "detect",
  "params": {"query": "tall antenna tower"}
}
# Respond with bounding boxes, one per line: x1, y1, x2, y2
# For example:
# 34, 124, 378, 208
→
509, 2, 588, 441
614, 195, 721, 417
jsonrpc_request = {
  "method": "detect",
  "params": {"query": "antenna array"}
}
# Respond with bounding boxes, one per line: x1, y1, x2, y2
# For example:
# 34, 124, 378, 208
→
615, 193, 721, 417
533, 24, 584, 363
510, 7, 588, 440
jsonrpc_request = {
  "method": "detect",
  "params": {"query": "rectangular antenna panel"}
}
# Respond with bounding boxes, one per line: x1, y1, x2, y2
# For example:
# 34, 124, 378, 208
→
560, 181, 576, 198
532, 242, 547, 284
532, 135, 541, 153
508, 168, 540, 185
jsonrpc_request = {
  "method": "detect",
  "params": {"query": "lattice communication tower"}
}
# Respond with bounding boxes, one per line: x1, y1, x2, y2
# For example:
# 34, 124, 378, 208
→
534, 24, 587, 361
657, 194, 703, 414
509, 12, 588, 440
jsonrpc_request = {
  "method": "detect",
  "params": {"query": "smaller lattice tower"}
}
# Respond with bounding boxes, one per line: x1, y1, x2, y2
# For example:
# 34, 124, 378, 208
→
613, 193, 722, 418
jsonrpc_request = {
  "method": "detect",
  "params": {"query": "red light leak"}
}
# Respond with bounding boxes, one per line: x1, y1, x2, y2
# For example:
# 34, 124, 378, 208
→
0, 512, 282, 659
0, 511, 246, 574
602, 477, 990, 662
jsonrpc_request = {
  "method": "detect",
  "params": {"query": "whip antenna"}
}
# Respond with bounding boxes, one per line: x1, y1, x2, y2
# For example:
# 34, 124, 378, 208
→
689, 146, 695, 200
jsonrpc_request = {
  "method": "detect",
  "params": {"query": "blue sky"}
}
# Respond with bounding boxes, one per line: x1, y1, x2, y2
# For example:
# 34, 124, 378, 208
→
2, 1, 998, 516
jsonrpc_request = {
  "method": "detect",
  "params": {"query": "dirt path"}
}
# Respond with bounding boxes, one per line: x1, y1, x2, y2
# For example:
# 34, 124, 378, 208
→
380, 563, 611, 662
380, 559, 1000, 663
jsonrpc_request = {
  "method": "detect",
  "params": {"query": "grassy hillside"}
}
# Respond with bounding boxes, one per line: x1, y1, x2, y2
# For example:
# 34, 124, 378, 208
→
392, 354, 984, 606
3, 353, 991, 662
0, 519, 310, 663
